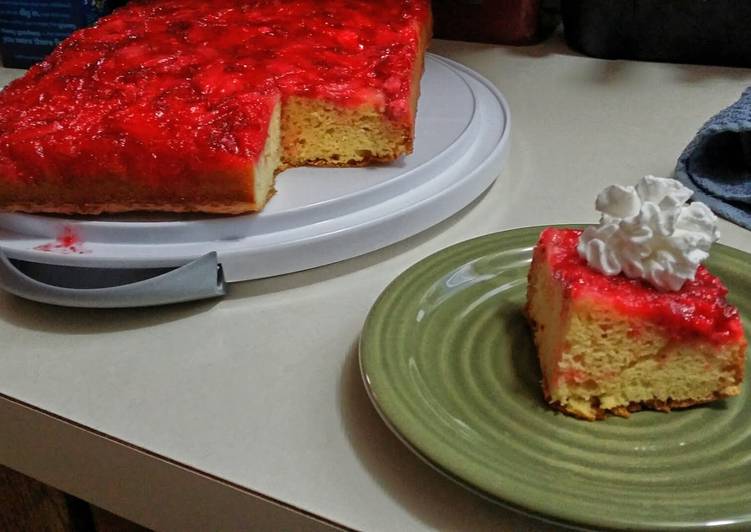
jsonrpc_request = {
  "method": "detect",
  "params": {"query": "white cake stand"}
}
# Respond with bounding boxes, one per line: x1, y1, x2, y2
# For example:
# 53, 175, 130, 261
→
0, 54, 510, 307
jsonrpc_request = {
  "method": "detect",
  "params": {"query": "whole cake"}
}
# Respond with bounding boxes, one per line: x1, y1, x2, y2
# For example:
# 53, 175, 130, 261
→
0, 0, 432, 214
526, 176, 747, 420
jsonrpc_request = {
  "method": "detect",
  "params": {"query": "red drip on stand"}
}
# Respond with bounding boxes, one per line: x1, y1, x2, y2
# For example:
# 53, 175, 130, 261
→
34, 226, 87, 254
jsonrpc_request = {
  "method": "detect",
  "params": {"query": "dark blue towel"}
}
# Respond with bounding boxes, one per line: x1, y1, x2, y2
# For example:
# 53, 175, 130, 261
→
675, 87, 751, 230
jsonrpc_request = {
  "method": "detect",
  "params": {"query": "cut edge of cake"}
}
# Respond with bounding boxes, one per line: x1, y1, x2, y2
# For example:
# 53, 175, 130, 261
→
280, 16, 431, 169
247, 94, 283, 213
525, 228, 747, 421
281, 94, 414, 168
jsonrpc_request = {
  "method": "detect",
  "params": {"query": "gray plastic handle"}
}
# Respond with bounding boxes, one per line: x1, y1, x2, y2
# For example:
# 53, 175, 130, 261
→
0, 251, 226, 308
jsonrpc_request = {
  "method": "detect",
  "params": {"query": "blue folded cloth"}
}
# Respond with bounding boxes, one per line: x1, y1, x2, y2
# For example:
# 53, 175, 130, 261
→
675, 87, 751, 230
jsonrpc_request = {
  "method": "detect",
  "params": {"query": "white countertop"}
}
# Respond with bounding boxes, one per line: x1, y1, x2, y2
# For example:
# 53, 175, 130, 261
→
1, 35, 750, 531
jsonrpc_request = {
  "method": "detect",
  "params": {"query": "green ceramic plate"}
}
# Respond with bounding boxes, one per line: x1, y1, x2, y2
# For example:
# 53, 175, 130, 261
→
360, 226, 751, 531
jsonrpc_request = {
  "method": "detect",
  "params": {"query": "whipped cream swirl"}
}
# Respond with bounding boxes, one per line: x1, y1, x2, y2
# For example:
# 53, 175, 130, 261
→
577, 175, 719, 291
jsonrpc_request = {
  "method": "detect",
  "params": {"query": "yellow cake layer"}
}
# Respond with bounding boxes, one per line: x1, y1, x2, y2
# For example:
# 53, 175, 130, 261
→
281, 96, 413, 167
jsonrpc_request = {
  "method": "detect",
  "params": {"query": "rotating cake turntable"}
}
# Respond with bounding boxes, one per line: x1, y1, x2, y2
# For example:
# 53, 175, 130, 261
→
0, 55, 510, 307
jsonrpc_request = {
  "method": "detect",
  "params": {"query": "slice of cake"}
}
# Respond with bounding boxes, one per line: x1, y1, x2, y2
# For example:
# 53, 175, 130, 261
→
526, 177, 747, 420
0, 0, 431, 215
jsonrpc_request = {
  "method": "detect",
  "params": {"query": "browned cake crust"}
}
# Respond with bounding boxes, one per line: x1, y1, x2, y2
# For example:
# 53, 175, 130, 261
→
0, 180, 268, 215
547, 393, 742, 421
0, 201, 259, 215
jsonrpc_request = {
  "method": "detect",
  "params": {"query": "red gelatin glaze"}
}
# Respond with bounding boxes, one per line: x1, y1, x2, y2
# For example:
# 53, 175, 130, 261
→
539, 228, 746, 345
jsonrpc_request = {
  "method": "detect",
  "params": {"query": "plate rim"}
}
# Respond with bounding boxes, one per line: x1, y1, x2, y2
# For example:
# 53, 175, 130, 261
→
359, 224, 751, 531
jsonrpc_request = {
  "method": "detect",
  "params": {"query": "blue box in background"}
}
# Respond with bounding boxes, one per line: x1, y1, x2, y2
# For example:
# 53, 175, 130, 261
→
0, 1, 124, 69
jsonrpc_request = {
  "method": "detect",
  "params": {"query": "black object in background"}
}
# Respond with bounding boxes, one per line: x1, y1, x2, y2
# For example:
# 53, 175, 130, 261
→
562, 0, 751, 68
432, 0, 560, 45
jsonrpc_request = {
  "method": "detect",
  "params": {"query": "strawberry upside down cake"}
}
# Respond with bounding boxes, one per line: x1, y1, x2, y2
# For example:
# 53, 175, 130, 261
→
0, 0, 432, 214
526, 176, 747, 420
